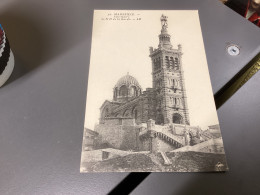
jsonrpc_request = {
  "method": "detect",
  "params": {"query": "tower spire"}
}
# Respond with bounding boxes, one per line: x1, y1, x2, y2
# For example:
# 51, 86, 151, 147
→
159, 14, 172, 49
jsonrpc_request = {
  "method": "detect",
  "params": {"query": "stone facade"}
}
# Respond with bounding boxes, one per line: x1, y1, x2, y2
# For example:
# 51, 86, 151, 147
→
95, 118, 141, 151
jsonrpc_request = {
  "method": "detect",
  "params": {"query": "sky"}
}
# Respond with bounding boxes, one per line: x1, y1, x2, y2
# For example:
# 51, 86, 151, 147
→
84, 10, 219, 130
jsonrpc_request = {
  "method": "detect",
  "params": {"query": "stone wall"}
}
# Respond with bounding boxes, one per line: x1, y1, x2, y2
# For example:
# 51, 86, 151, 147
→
140, 138, 151, 151
95, 119, 141, 151
139, 133, 178, 153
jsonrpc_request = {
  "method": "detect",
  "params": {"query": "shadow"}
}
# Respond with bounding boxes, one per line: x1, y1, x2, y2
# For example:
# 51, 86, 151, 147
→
108, 172, 151, 195
0, 10, 49, 85
0, 1, 90, 86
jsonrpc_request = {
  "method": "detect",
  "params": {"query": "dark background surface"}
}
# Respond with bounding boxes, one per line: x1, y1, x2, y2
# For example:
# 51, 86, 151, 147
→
0, 0, 259, 194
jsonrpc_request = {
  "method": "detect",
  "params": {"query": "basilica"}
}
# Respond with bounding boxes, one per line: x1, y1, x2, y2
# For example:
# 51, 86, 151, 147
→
100, 14, 190, 127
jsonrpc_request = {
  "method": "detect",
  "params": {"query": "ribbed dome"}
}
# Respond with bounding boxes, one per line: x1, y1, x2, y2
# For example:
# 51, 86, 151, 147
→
115, 73, 141, 88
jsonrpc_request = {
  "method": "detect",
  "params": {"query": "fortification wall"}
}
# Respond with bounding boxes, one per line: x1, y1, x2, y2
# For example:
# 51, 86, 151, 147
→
95, 119, 141, 151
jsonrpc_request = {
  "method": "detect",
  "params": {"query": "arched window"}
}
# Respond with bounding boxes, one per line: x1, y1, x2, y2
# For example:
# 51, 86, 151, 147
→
158, 57, 161, 69
134, 109, 138, 121
154, 58, 161, 70
129, 86, 137, 97
156, 113, 164, 125
102, 107, 109, 119
175, 80, 178, 88
172, 113, 183, 124
172, 79, 175, 87
174, 58, 179, 70
165, 56, 170, 67
119, 85, 128, 96
170, 57, 174, 68
170, 97, 174, 105
114, 87, 118, 99
176, 98, 180, 105
153, 59, 156, 70
132, 105, 140, 123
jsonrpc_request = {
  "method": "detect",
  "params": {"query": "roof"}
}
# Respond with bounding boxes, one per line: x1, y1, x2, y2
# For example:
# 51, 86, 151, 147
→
114, 73, 141, 89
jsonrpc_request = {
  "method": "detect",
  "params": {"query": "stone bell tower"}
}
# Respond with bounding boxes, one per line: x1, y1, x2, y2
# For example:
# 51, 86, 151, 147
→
149, 14, 190, 125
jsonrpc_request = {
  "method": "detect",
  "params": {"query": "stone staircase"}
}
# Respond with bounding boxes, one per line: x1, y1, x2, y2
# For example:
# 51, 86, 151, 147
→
160, 151, 171, 165
154, 125, 185, 147
139, 124, 185, 149
172, 138, 224, 153
200, 130, 214, 140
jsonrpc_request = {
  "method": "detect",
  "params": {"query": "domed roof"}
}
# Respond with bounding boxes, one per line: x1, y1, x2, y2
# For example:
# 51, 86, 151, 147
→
115, 73, 141, 89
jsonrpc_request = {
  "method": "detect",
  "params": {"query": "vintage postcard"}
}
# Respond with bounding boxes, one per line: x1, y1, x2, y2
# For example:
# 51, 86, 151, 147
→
80, 10, 228, 172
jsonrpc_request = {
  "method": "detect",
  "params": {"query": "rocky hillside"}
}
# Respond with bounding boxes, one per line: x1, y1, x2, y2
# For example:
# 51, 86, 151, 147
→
82, 151, 228, 172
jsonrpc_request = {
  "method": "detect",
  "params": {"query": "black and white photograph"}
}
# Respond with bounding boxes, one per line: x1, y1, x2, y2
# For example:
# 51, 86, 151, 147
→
80, 10, 228, 172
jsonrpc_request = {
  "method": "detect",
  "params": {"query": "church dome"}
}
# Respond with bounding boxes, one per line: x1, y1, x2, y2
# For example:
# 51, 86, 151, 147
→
113, 73, 142, 102
115, 73, 141, 88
